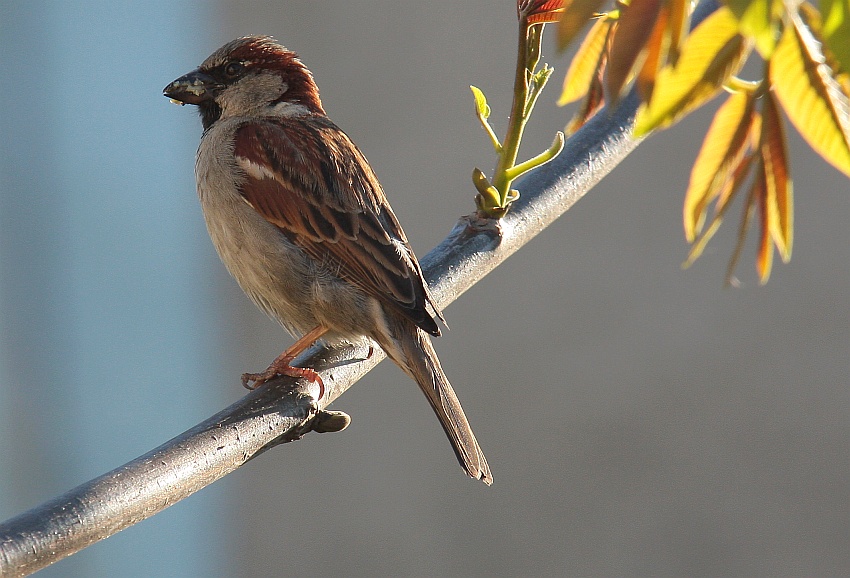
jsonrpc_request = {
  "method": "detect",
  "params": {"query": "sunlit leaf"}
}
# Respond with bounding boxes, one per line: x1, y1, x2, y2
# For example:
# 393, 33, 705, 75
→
683, 217, 722, 268
557, 0, 608, 52
725, 180, 757, 286
724, 0, 782, 57
472, 167, 501, 207
559, 17, 612, 105
683, 91, 756, 242
606, 0, 662, 106
565, 64, 607, 133
636, 6, 670, 103
634, 7, 751, 135
804, 2, 850, 93
470, 85, 491, 119
686, 114, 760, 268
760, 92, 793, 262
771, 8, 850, 177
753, 167, 774, 283
817, 0, 850, 73
524, 0, 568, 24
665, 0, 691, 65
716, 114, 761, 211
684, 151, 756, 267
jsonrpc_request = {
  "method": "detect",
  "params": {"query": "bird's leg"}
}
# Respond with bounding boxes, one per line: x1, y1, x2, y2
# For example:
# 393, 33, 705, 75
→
242, 325, 330, 397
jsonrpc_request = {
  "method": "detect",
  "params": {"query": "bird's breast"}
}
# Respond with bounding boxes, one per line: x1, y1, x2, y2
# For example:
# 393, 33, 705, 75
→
193, 119, 382, 343
195, 123, 317, 334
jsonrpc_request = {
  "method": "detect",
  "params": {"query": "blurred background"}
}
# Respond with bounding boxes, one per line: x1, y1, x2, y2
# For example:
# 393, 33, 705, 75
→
2, 1, 849, 576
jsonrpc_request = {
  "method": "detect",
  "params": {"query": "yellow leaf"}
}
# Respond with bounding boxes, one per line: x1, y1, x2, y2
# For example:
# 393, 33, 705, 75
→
470, 85, 491, 119
559, 18, 612, 105
565, 68, 606, 134
803, 3, 850, 95
634, 7, 751, 135
684, 154, 755, 268
557, 0, 608, 52
683, 91, 756, 242
724, 0, 782, 57
822, 0, 850, 73
717, 113, 761, 211
760, 92, 794, 262
771, 9, 850, 177
606, 0, 662, 106
685, 118, 760, 269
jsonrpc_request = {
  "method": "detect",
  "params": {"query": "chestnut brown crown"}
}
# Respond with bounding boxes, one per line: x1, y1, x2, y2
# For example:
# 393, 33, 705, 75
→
164, 36, 324, 130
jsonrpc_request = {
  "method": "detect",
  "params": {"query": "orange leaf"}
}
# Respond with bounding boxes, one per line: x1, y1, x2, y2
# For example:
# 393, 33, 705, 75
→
526, 0, 568, 24
522, 0, 567, 18
637, 5, 670, 102
684, 152, 756, 268
634, 6, 751, 135
606, 0, 662, 106
559, 17, 612, 105
760, 92, 794, 262
770, 9, 850, 177
683, 91, 756, 242
716, 115, 760, 212
665, 0, 691, 65
557, 0, 609, 52
725, 179, 757, 286
566, 62, 607, 134
753, 166, 774, 284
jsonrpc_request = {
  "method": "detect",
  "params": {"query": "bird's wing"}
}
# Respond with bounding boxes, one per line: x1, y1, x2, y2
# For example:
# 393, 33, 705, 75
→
233, 117, 441, 335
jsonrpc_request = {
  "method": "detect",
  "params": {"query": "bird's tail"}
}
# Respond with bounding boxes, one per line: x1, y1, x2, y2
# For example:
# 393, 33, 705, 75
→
378, 318, 492, 485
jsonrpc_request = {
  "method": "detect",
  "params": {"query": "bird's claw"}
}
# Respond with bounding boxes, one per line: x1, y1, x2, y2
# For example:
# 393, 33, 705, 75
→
241, 361, 324, 399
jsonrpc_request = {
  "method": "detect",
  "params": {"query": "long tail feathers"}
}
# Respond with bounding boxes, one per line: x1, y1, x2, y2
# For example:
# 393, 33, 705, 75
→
382, 321, 493, 485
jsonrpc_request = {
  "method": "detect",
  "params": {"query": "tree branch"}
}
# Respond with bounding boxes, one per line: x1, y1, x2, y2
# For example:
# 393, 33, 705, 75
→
0, 89, 647, 576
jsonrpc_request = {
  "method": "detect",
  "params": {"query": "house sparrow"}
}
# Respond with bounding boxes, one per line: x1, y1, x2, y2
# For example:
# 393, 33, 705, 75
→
163, 36, 492, 484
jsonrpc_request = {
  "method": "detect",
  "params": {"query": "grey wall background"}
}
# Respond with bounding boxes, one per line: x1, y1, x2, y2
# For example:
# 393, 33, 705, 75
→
2, 1, 850, 576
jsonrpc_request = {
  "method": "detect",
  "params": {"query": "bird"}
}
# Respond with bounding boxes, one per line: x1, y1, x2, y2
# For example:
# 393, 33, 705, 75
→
163, 35, 492, 484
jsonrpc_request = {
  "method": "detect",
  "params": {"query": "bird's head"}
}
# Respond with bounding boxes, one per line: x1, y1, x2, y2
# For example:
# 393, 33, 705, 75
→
163, 35, 324, 130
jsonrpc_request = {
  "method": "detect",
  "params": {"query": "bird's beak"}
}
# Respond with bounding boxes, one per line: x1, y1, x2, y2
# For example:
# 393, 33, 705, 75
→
163, 70, 220, 105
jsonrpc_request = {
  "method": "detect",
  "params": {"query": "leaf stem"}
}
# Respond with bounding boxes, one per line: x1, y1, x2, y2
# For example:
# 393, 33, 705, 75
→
490, 21, 537, 206
472, 12, 565, 219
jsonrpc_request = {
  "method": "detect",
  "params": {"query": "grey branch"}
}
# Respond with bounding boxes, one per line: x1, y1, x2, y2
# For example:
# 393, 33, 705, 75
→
0, 89, 643, 576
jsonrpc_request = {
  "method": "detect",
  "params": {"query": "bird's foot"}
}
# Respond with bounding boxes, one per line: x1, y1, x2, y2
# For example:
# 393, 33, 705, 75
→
241, 357, 324, 399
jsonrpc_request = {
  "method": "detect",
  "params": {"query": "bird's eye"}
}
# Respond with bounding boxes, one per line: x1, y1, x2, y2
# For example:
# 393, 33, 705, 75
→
224, 61, 244, 78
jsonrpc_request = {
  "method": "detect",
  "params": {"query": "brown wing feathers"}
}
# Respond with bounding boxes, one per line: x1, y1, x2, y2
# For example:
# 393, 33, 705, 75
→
234, 119, 440, 335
